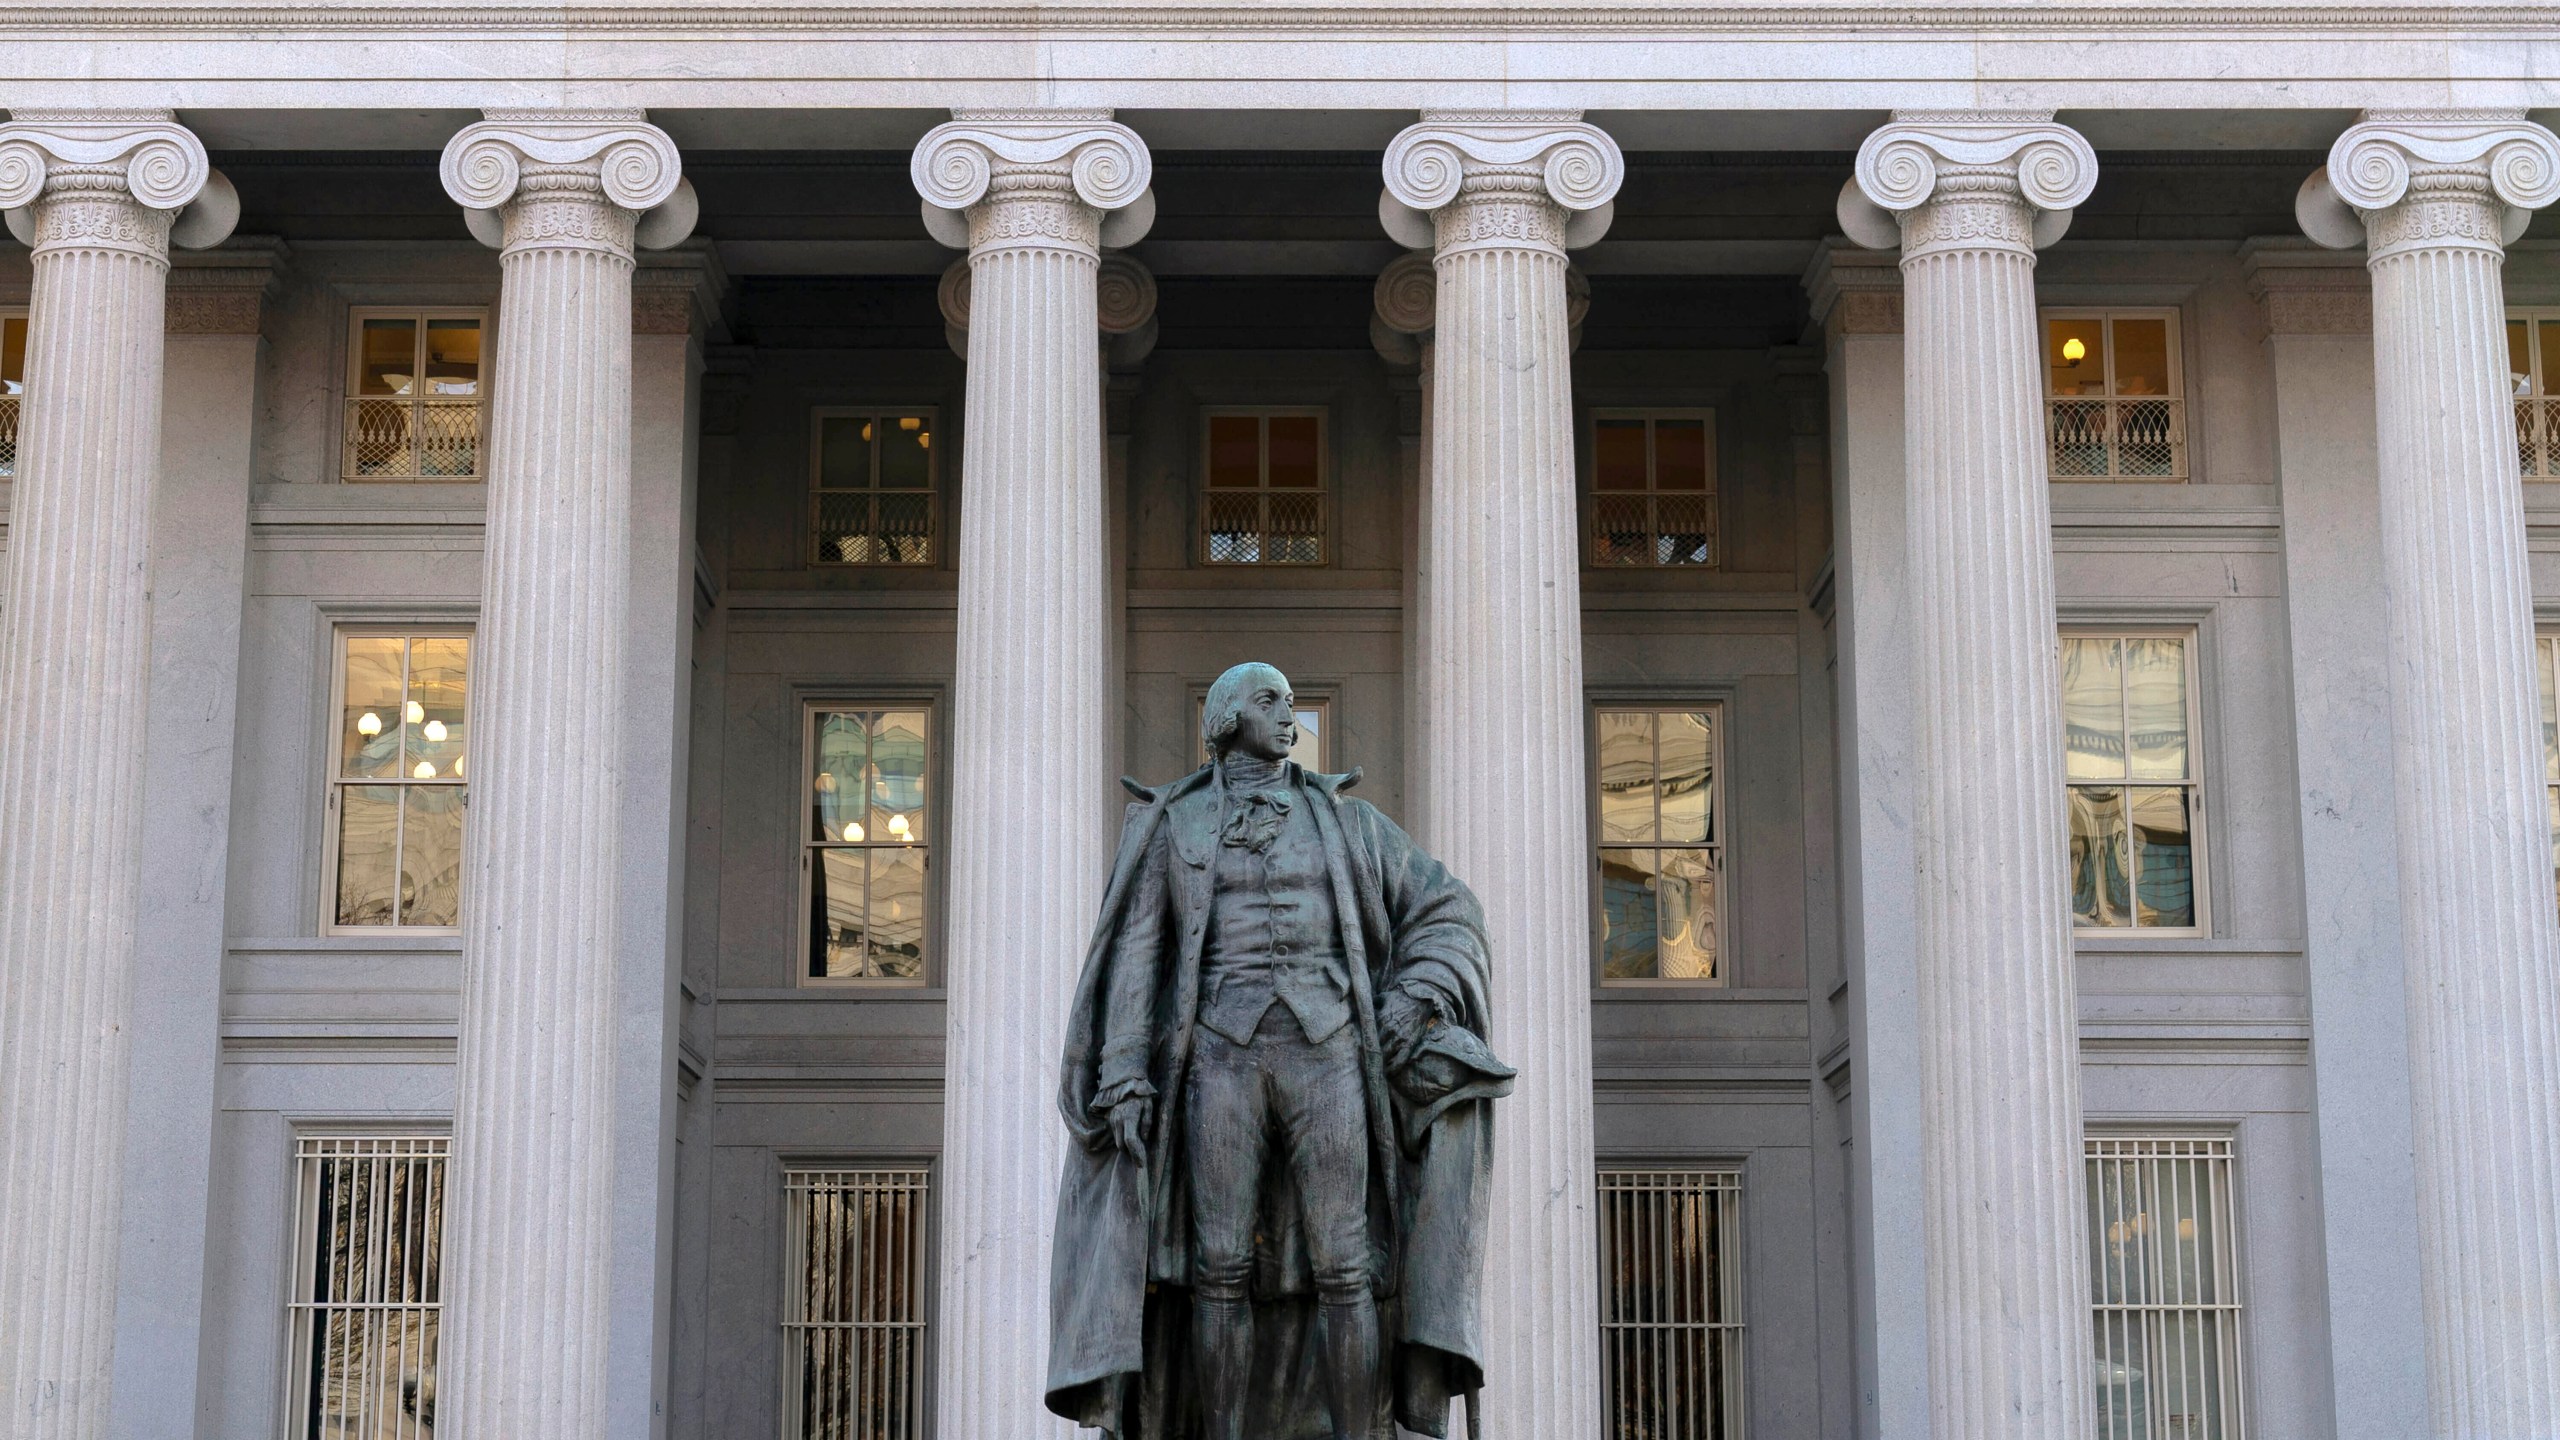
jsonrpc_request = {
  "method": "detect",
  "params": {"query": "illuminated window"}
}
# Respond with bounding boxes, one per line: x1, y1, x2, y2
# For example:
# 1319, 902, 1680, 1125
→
806, 706, 931, 982
1595, 707, 1724, 983
2045, 309, 2187, 481
1, 309, 23, 478
327, 631, 471, 930
812, 409, 939, 566
286, 1135, 447, 1438
1598, 1167, 1745, 1439
783, 1166, 932, 1440
2062, 632, 2206, 933
2087, 1135, 2248, 1440
1201, 409, 1327, 566
2509, 310, 2560, 479
343, 309, 485, 480
1590, 411, 1718, 568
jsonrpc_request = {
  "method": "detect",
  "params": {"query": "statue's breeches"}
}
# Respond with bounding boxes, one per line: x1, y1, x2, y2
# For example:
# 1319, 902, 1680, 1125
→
1186, 1006, 1371, 1303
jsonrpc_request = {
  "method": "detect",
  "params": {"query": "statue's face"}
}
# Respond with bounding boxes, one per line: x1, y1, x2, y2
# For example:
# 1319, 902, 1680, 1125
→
1224, 673, 1298, 763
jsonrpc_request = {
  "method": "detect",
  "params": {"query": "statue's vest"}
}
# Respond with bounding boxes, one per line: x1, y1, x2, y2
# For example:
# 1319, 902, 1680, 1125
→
1196, 783, 1353, 1046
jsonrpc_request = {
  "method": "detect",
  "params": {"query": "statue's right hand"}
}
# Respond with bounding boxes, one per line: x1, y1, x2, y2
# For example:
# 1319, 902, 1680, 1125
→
1108, 1096, 1151, 1167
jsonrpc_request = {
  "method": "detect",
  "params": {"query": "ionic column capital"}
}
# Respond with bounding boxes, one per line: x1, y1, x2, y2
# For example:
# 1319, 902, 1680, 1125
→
1379, 111, 1623, 255
1840, 111, 2097, 256
937, 250, 1157, 363
2297, 110, 2560, 258
912, 110, 1155, 256
0, 110, 237, 259
441, 110, 694, 260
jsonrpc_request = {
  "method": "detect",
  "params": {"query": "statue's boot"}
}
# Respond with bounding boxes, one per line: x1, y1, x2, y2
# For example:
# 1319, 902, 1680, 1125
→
1192, 1292, 1255, 1440
1319, 1292, 1381, 1440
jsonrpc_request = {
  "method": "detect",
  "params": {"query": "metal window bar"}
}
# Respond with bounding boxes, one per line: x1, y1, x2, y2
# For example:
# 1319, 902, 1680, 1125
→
0, 393, 18, 478
2050, 396, 2188, 481
284, 1135, 447, 1440
784, 1168, 931, 1440
2086, 1136, 2247, 1440
1598, 1168, 1745, 1440
343, 396, 484, 480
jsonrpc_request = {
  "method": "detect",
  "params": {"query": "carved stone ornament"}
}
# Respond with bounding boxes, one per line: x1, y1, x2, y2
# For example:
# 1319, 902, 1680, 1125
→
910, 110, 1154, 253
439, 110, 692, 256
938, 250, 1157, 363
1840, 111, 2098, 255
0, 110, 236, 256
2297, 111, 2560, 255
1379, 112, 1624, 254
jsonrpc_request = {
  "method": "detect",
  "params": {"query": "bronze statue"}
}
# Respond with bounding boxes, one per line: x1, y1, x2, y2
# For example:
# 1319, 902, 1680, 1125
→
1046, 662, 1512, 1440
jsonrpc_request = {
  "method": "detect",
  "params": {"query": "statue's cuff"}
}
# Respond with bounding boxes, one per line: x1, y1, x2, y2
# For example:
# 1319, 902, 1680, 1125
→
1396, 978, 1458, 1021
1094, 1077, 1156, 1113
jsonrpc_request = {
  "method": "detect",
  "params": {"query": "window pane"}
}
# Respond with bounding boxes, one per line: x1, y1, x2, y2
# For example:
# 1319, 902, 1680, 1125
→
2549, 786, 2559, 914
401, 786, 465, 928
2061, 637, 2127, 781
1291, 706, 1324, 770
1657, 848, 1719, 980
2541, 639, 2558, 783
342, 637, 406, 779
2124, 638, 2190, 781
813, 712, 868, 843
2111, 317, 2170, 398
1658, 711, 1713, 844
868, 847, 927, 979
2048, 317, 2104, 396
2514, 319, 2537, 397
359, 318, 418, 396
409, 636, 469, 777
1599, 849, 1661, 980
881, 416, 932, 489
871, 710, 929, 842
336, 785, 401, 927
2070, 786, 2130, 928
2, 316, 24, 386
1597, 711, 1656, 843
1653, 419, 1709, 492
2131, 787, 2195, 928
818, 416, 871, 489
1595, 419, 1647, 491
2541, 319, 2560, 400
1267, 415, 1320, 488
811, 848, 869, 979
1208, 415, 1259, 488
422, 318, 480, 395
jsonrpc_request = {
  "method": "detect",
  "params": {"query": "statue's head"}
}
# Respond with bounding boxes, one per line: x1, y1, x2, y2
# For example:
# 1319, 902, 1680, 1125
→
1203, 661, 1298, 763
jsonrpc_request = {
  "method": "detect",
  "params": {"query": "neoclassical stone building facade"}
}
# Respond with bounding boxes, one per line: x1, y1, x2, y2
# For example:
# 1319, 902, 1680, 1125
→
1, 7, 2557, 1440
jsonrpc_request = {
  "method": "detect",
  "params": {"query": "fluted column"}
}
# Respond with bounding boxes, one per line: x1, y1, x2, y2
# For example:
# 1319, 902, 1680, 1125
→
0, 110, 231, 1440
435, 110, 691, 1438
2300, 110, 2560, 1437
1381, 112, 1620, 1437
912, 110, 1152, 1440
1842, 112, 2099, 1440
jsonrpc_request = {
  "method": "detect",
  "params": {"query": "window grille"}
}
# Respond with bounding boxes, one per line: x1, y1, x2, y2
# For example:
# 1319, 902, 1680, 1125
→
806, 707, 931, 982
1598, 1167, 1745, 1440
2062, 632, 2205, 933
812, 409, 938, 566
327, 631, 471, 929
2510, 311, 2560, 479
286, 1135, 447, 1440
783, 1167, 932, 1440
2045, 310, 2188, 481
2534, 634, 2560, 911
1594, 707, 1724, 982
1201, 409, 1327, 565
1590, 411, 1718, 567
1, 312, 23, 479
2087, 1136, 2248, 1440
342, 311, 485, 481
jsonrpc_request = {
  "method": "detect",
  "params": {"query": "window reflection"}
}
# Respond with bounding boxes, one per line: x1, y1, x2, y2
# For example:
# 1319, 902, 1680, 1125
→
332, 633, 470, 928
809, 708, 931, 981
1596, 707, 1725, 982
2062, 634, 2201, 932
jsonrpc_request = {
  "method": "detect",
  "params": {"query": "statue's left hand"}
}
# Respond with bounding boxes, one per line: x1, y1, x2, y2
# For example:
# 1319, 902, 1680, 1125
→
1380, 986, 1442, 1072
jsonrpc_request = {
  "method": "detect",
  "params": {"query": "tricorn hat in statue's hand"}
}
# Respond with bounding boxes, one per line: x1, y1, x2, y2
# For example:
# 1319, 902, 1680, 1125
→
1390, 1023, 1517, 1149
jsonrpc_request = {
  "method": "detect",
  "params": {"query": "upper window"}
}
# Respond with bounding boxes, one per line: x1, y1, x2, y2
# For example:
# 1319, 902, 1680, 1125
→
1202, 409, 1326, 566
1595, 707, 1724, 984
2509, 311, 2560, 480
2045, 309, 2187, 482
2062, 632, 2204, 934
783, 1166, 931, 1440
806, 706, 931, 983
1599, 1167, 1745, 1439
813, 409, 938, 566
2, 310, 24, 479
328, 631, 471, 930
287, 1134, 447, 1437
1590, 411, 1718, 568
343, 309, 485, 481
2087, 1135, 2248, 1440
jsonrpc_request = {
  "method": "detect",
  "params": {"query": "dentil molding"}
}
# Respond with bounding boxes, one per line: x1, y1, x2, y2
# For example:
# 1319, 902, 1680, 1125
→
1379, 112, 1623, 252
911, 111, 1154, 251
0, 109, 237, 254
440, 109, 696, 255
1838, 110, 2098, 254
2296, 110, 2560, 253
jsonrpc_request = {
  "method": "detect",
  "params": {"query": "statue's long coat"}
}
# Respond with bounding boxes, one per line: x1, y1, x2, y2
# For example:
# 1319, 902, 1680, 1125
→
1045, 764, 1497, 1439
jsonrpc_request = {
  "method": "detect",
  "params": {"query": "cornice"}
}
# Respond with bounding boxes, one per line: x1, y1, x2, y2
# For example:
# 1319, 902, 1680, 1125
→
2, 2, 2556, 32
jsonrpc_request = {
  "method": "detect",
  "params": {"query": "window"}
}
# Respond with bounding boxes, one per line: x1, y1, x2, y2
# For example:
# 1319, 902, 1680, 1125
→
2045, 310, 2187, 481
1590, 411, 1718, 567
1595, 707, 1724, 983
1195, 692, 1330, 770
343, 309, 485, 480
1, 310, 23, 478
1201, 409, 1326, 565
2087, 1136, 2248, 1440
2510, 311, 2560, 479
783, 1167, 931, 1440
2534, 634, 2560, 909
1598, 1167, 1745, 1440
287, 1135, 447, 1439
2062, 633, 2204, 933
806, 707, 931, 982
813, 409, 938, 566
328, 632, 470, 930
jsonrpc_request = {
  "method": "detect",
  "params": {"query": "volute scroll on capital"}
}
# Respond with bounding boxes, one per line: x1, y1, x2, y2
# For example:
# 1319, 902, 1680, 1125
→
2296, 111, 2560, 253
1838, 113, 2098, 254
1378, 113, 1625, 253
0, 111, 238, 253
439, 111, 696, 254
910, 112, 1156, 252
